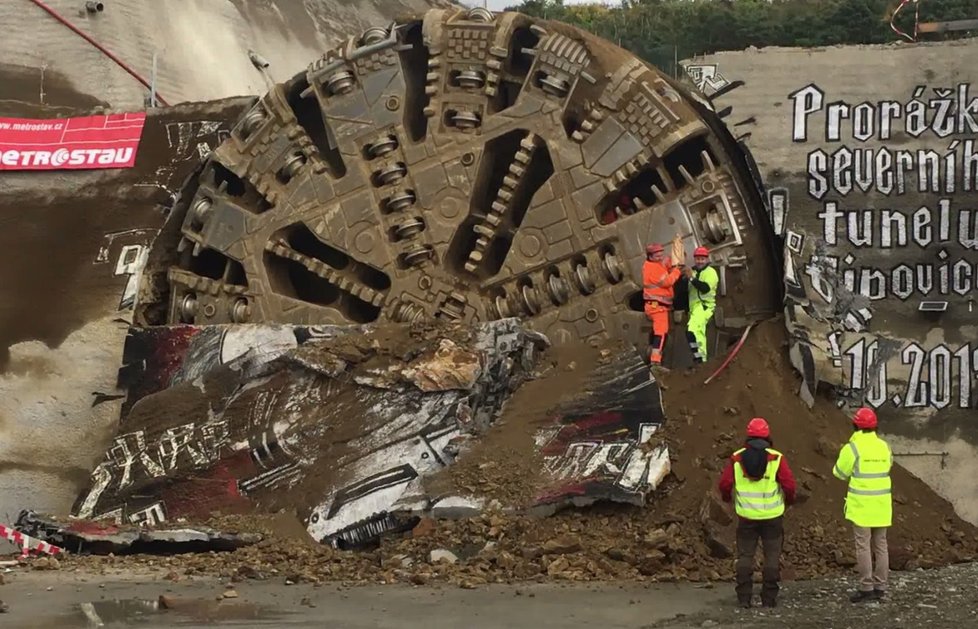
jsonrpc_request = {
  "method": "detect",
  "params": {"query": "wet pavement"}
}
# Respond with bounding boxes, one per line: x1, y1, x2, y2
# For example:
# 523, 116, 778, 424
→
2, 562, 976, 628
1, 569, 724, 628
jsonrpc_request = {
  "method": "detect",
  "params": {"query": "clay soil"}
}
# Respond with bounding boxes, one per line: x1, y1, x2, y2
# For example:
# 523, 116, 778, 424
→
59, 317, 977, 589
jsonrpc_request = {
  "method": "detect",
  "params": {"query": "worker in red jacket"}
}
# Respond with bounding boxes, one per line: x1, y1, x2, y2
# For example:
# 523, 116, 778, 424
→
718, 417, 797, 609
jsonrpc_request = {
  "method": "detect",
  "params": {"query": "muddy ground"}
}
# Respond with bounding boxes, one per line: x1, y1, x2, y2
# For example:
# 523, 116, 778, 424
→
1, 562, 976, 628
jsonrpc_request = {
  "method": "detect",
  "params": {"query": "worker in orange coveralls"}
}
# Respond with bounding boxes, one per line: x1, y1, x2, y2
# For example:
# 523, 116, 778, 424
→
642, 242, 683, 367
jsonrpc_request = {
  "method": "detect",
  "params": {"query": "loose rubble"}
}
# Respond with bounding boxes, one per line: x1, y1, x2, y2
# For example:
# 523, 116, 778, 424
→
28, 319, 978, 590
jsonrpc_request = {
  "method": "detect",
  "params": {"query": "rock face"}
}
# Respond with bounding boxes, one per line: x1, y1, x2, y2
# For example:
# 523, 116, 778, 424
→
0, 98, 254, 532
0, 0, 450, 109
71, 319, 547, 547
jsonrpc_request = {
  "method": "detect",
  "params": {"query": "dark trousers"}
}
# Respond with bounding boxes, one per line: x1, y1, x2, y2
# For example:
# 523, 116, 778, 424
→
735, 516, 784, 603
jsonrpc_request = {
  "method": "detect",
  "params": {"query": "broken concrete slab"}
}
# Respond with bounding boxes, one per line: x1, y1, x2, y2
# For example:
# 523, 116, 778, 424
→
72, 319, 545, 549
530, 350, 669, 515
14, 511, 261, 556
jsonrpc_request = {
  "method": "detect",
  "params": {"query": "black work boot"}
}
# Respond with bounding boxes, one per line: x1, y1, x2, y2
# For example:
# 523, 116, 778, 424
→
849, 590, 876, 603
873, 589, 886, 600
738, 597, 752, 609
761, 597, 777, 608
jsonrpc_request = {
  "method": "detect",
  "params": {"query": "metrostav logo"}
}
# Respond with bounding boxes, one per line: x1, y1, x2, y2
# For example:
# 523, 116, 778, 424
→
0, 147, 135, 168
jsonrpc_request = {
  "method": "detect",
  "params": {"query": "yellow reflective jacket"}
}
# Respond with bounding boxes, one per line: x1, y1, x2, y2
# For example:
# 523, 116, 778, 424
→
833, 430, 892, 528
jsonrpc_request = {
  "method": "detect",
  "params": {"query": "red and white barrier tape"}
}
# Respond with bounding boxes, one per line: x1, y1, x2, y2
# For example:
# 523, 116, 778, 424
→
0, 524, 64, 558
891, 0, 921, 43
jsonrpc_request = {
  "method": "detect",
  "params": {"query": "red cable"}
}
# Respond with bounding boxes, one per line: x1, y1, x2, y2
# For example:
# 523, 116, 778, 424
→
26, 0, 169, 105
703, 323, 755, 385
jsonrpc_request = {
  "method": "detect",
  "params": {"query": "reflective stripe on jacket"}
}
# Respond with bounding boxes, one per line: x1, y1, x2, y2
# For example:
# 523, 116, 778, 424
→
689, 265, 719, 309
833, 431, 892, 528
732, 447, 785, 520
643, 260, 681, 306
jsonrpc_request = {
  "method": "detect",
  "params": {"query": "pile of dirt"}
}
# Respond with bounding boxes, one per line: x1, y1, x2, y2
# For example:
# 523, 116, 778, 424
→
59, 318, 978, 587
658, 317, 978, 577
424, 340, 613, 508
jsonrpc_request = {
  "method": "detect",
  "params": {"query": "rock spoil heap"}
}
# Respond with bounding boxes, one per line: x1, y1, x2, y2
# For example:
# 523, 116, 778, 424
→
59, 319, 977, 587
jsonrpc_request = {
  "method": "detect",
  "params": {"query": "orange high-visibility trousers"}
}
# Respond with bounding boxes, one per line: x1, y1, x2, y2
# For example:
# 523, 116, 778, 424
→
644, 302, 670, 364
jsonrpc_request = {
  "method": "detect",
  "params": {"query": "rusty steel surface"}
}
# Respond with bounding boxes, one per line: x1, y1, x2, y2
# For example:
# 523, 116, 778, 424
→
136, 7, 777, 349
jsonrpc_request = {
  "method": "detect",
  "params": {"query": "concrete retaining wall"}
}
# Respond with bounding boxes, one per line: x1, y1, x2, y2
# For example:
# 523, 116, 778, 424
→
0, 0, 445, 110
0, 0, 445, 536
0, 98, 252, 528
683, 39, 978, 523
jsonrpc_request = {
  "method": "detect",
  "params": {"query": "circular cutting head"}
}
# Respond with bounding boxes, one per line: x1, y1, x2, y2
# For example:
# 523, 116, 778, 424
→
136, 7, 778, 349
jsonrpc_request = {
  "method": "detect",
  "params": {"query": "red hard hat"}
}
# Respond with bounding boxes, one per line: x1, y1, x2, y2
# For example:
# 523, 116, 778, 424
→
746, 417, 770, 438
694, 246, 710, 257
852, 407, 878, 429
646, 243, 664, 255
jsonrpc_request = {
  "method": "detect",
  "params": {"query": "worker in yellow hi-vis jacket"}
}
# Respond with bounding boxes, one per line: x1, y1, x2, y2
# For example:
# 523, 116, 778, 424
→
685, 246, 719, 362
833, 407, 893, 604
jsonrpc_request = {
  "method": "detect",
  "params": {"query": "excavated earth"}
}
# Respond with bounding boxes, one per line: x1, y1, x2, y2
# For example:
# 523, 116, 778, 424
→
56, 318, 978, 589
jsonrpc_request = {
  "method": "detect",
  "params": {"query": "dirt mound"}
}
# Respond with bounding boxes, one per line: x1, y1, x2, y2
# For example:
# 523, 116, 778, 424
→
659, 317, 978, 576
424, 340, 612, 508
59, 318, 977, 587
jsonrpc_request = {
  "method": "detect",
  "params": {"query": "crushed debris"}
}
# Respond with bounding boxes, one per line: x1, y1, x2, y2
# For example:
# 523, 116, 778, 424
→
21, 320, 978, 588
15, 511, 261, 556
39, 319, 978, 588
71, 319, 548, 549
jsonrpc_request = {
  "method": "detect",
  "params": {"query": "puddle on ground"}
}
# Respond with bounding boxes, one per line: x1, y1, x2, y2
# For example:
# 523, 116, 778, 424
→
32, 596, 289, 627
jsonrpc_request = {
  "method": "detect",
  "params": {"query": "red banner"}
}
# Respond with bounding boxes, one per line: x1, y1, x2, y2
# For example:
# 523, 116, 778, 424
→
0, 112, 146, 171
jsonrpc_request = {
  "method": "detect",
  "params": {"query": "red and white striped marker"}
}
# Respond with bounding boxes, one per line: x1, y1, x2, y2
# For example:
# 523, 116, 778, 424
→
0, 524, 64, 558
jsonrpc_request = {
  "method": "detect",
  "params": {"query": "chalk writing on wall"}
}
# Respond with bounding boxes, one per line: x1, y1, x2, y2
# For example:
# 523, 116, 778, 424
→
786, 83, 978, 411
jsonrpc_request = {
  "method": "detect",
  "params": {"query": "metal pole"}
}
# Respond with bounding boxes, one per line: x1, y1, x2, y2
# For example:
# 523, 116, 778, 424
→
150, 52, 158, 108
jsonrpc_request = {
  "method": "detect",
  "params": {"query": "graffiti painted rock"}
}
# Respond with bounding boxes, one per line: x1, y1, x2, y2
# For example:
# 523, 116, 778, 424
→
71, 319, 544, 549
16, 511, 261, 556
532, 350, 669, 512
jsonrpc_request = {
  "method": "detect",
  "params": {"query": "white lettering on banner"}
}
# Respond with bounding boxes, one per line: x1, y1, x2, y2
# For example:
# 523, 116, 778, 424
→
0, 147, 134, 168
787, 83, 978, 411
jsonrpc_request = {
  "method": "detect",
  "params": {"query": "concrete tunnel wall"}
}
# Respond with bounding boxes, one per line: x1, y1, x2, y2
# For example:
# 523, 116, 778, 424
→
0, 98, 253, 530
0, 0, 447, 110
0, 0, 445, 539
683, 38, 978, 524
